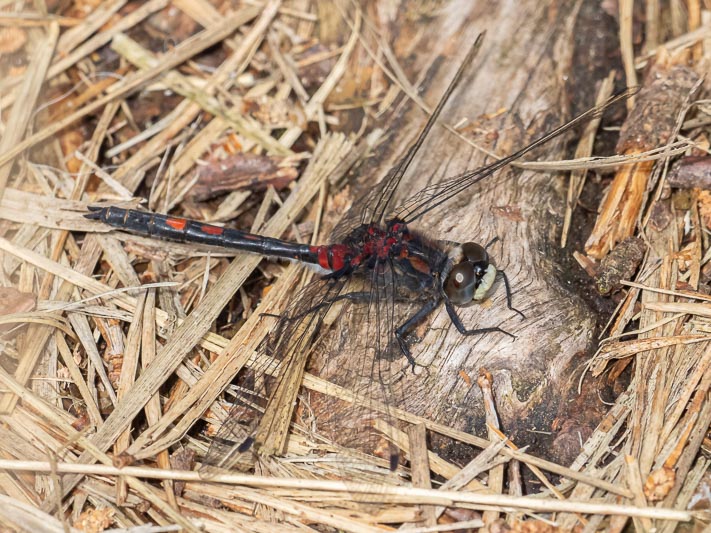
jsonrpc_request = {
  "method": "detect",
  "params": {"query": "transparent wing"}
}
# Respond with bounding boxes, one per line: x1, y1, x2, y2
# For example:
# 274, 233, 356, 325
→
202, 273, 351, 473
330, 36, 484, 243
329, 162, 408, 243
202, 256, 442, 503
300, 257, 447, 497
392, 89, 635, 224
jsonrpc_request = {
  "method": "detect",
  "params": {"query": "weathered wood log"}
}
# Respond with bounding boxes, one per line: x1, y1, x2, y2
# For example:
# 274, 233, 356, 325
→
309, 0, 624, 465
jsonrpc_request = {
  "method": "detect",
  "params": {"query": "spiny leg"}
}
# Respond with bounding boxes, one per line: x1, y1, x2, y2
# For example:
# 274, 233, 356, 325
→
482, 235, 525, 320
444, 300, 516, 340
394, 299, 440, 371
497, 269, 525, 319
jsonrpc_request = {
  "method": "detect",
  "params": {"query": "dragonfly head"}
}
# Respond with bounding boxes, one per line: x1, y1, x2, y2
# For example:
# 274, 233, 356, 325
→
444, 242, 497, 306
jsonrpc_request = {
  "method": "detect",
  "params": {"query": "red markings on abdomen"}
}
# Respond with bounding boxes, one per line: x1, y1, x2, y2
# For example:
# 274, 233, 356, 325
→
165, 218, 187, 231
200, 224, 224, 236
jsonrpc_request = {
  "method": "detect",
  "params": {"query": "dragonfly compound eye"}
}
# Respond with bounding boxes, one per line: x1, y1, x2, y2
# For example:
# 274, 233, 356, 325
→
462, 242, 489, 267
445, 243, 497, 306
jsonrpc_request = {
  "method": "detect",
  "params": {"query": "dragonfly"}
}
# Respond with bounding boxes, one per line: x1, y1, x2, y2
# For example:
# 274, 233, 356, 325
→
86, 37, 629, 478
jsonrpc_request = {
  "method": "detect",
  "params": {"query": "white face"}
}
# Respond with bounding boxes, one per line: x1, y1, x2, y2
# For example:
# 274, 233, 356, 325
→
473, 264, 497, 300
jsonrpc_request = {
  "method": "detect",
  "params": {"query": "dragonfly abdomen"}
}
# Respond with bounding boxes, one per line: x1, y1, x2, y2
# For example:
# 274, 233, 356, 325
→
85, 206, 322, 266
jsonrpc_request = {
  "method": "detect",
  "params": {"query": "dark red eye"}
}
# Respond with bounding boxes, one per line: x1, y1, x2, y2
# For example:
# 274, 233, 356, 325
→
444, 263, 476, 304
462, 242, 488, 267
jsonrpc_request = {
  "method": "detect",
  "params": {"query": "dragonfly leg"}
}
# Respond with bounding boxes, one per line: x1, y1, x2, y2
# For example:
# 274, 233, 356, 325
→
444, 300, 516, 340
481, 235, 525, 319
484, 236, 499, 249
260, 291, 372, 322
497, 269, 525, 319
394, 299, 440, 371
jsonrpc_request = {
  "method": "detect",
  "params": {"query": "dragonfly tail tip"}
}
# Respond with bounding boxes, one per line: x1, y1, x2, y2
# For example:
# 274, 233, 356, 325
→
84, 207, 104, 220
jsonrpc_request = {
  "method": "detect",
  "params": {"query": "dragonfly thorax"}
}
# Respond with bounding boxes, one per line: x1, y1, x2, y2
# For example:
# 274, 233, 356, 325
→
443, 242, 496, 306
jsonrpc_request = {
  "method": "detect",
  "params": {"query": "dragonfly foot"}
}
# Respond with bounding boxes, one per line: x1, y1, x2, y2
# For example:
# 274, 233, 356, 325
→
500, 328, 517, 341
511, 306, 526, 320
395, 334, 418, 372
